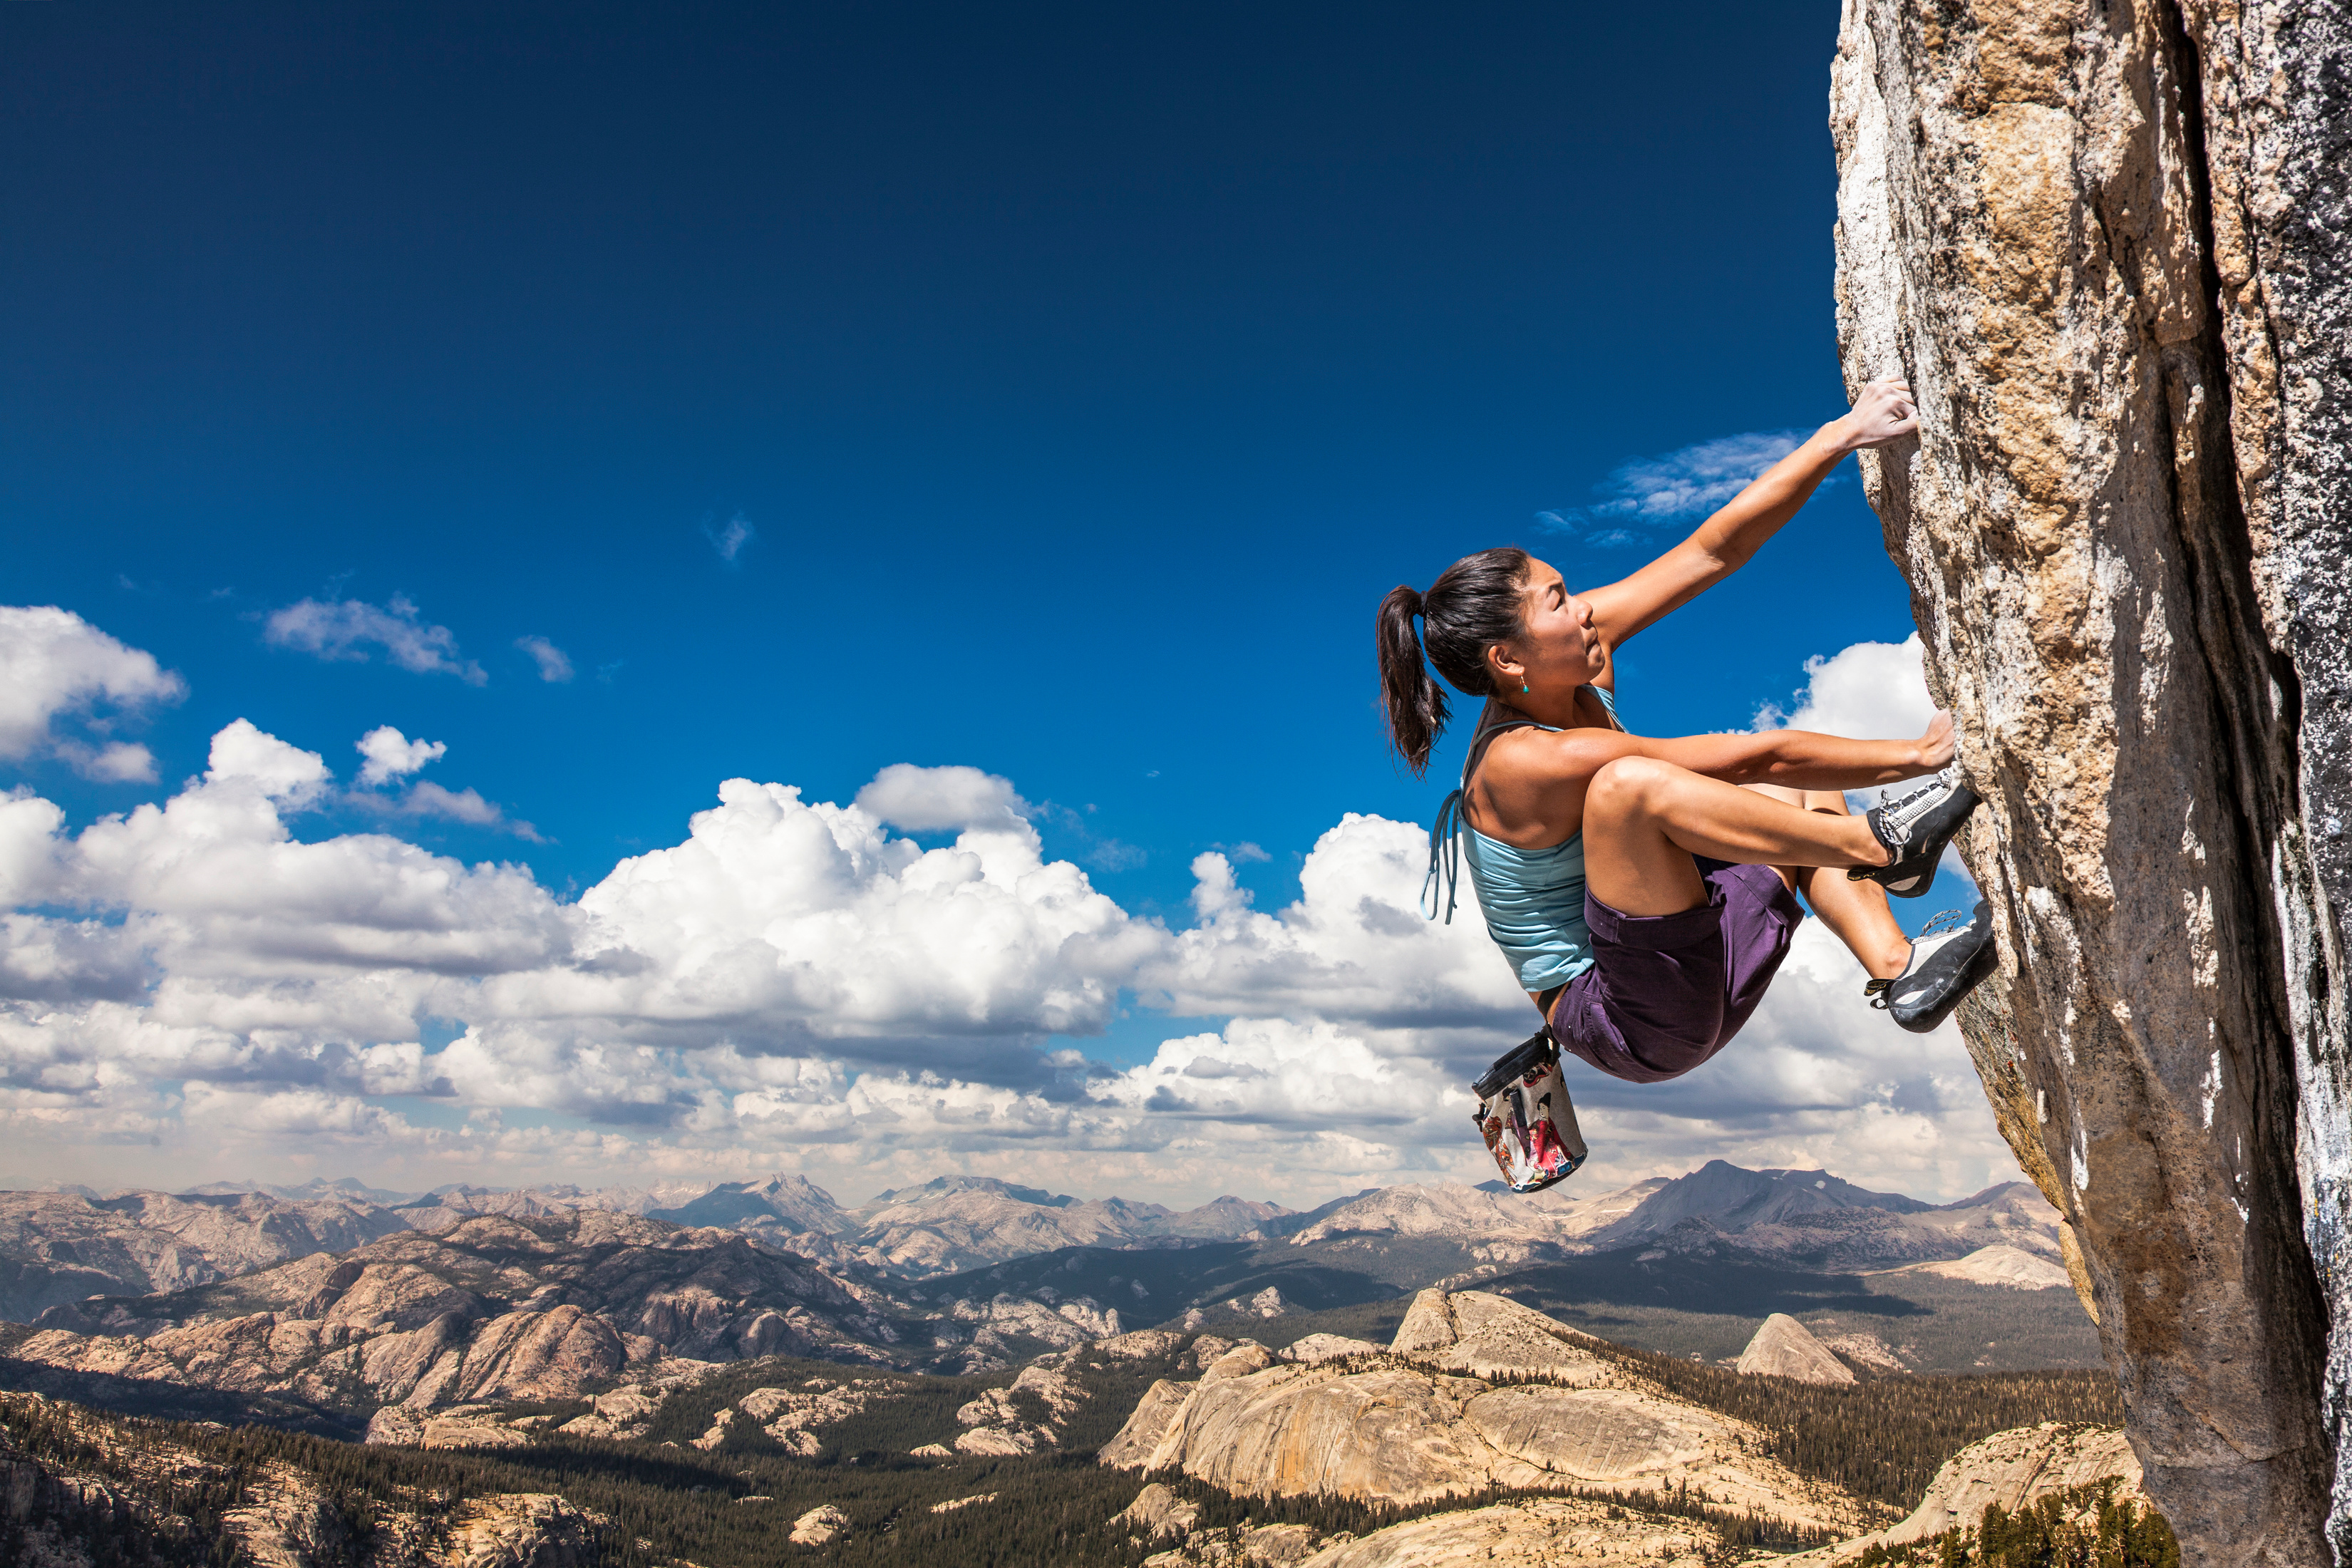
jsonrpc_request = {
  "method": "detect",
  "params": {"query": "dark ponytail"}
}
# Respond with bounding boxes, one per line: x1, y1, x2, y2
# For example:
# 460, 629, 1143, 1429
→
1375, 547, 1533, 776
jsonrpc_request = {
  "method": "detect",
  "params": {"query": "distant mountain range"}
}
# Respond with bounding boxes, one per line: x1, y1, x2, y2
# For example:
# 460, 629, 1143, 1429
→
0, 1160, 2061, 1337
0, 1188, 414, 1323
646, 1175, 1294, 1274
1272, 1160, 2058, 1274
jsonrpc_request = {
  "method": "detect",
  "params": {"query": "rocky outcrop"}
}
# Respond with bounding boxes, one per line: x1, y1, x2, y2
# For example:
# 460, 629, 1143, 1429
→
0, 1188, 412, 1323
1775, 1423, 2146, 1567
1389, 1286, 1607, 1377
952, 1362, 1085, 1455
1736, 1314, 1857, 1385
941, 1289, 1123, 1370
1100, 1377, 1193, 1468
439, 1494, 600, 1568
788, 1503, 850, 1545
1101, 1291, 1862, 1535
1118, 1480, 1203, 1539
1290, 1496, 1719, 1568
1280, 1334, 1381, 1365
1832, 0, 2352, 1559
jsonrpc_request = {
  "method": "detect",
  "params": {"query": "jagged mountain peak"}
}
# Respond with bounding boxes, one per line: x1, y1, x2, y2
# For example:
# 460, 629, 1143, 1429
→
651, 1174, 852, 1237
860, 1175, 1077, 1211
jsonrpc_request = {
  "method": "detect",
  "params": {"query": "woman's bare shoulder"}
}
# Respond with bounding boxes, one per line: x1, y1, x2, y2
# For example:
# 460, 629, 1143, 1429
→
1480, 718, 1641, 787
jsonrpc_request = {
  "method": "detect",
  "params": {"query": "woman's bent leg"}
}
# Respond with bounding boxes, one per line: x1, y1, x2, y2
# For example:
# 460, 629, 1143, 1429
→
1582, 756, 1887, 918
1785, 790, 1912, 981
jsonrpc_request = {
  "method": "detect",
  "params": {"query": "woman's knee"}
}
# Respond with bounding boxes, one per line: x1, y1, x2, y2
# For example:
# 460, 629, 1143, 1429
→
1587, 755, 1678, 819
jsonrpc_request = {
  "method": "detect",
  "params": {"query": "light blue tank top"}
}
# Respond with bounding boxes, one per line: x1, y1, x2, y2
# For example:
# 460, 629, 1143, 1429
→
1423, 686, 1623, 992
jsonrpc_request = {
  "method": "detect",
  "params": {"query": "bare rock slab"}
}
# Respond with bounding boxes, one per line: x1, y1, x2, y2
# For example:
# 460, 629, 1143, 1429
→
1735, 1314, 1855, 1385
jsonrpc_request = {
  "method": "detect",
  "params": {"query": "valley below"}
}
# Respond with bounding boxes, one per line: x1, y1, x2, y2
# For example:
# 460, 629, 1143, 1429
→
0, 1162, 2158, 1565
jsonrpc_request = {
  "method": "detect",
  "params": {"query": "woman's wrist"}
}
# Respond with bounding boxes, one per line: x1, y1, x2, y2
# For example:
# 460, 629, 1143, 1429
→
1818, 415, 1866, 460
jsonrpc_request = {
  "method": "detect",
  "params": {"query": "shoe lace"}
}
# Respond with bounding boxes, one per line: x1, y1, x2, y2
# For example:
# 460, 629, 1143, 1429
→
1876, 767, 1956, 836
1863, 907, 1971, 1008
1914, 906, 1970, 939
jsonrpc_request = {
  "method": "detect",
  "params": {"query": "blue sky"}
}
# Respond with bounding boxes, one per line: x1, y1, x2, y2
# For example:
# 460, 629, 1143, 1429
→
0, 3, 2005, 1205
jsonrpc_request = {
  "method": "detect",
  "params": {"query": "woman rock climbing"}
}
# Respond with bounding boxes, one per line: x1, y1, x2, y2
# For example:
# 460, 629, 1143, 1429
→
1378, 377, 1998, 1116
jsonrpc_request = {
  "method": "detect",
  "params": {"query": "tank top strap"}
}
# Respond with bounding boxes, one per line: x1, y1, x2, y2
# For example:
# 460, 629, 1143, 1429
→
1589, 684, 1624, 730
1425, 716, 1559, 926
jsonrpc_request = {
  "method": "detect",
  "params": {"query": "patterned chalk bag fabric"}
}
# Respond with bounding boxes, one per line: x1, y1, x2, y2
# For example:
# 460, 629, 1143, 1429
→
1471, 1029, 1589, 1194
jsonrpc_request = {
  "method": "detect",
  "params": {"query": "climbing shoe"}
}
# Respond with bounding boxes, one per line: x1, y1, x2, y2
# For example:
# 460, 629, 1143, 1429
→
1847, 768, 1981, 898
1867, 899, 1998, 1033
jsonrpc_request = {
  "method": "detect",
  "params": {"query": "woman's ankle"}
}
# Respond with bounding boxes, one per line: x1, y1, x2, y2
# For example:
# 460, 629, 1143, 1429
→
1850, 820, 1894, 867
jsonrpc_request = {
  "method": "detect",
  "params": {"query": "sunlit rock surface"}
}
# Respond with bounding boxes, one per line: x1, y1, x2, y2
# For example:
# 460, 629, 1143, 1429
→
1735, 1314, 1855, 1386
1100, 1290, 1861, 1535
1776, 1423, 2146, 1568
1832, 0, 2352, 1558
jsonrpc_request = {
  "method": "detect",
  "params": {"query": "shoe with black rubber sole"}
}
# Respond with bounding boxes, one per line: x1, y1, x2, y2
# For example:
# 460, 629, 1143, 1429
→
1867, 899, 1998, 1033
1847, 768, 1981, 898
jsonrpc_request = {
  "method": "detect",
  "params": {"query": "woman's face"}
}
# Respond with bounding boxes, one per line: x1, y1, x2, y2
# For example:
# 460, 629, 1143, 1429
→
1502, 556, 1604, 691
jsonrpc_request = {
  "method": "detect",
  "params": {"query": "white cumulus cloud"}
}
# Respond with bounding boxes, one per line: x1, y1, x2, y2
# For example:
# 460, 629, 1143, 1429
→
355, 726, 447, 786
0, 607, 185, 782
0, 638, 2024, 1207
1755, 632, 1934, 741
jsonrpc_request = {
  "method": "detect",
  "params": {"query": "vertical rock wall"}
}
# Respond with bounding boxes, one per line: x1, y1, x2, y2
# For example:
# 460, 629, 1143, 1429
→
1829, 1, 2352, 1563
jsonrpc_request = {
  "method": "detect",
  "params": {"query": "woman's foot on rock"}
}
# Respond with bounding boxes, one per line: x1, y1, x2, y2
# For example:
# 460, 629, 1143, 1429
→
1848, 768, 1981, 898
1867, 899, 1998, 1033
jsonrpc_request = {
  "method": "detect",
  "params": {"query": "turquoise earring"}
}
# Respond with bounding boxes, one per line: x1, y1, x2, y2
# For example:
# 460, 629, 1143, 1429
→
1521, 682, 1530, 693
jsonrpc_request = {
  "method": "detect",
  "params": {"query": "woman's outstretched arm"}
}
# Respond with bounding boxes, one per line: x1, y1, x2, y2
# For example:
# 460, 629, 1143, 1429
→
1582, 377, 1919, 649
1471, 711, 1955, 848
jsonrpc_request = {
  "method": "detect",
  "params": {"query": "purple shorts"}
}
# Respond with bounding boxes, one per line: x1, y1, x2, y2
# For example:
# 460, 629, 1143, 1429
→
1547, 859, 1804, 1085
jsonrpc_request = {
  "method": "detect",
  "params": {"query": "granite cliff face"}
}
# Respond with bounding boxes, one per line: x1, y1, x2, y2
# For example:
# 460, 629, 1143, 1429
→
1830, 0, 2352, 1559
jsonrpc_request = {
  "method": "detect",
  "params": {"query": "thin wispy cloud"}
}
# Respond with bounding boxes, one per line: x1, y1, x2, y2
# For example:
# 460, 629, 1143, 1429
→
515, 635, 574, 683
384, 780, 546, 842
264, 595, 488, 684
706, 513, 755, 566
1537, 430, 1808, 546
1036, 800, 1150, 872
